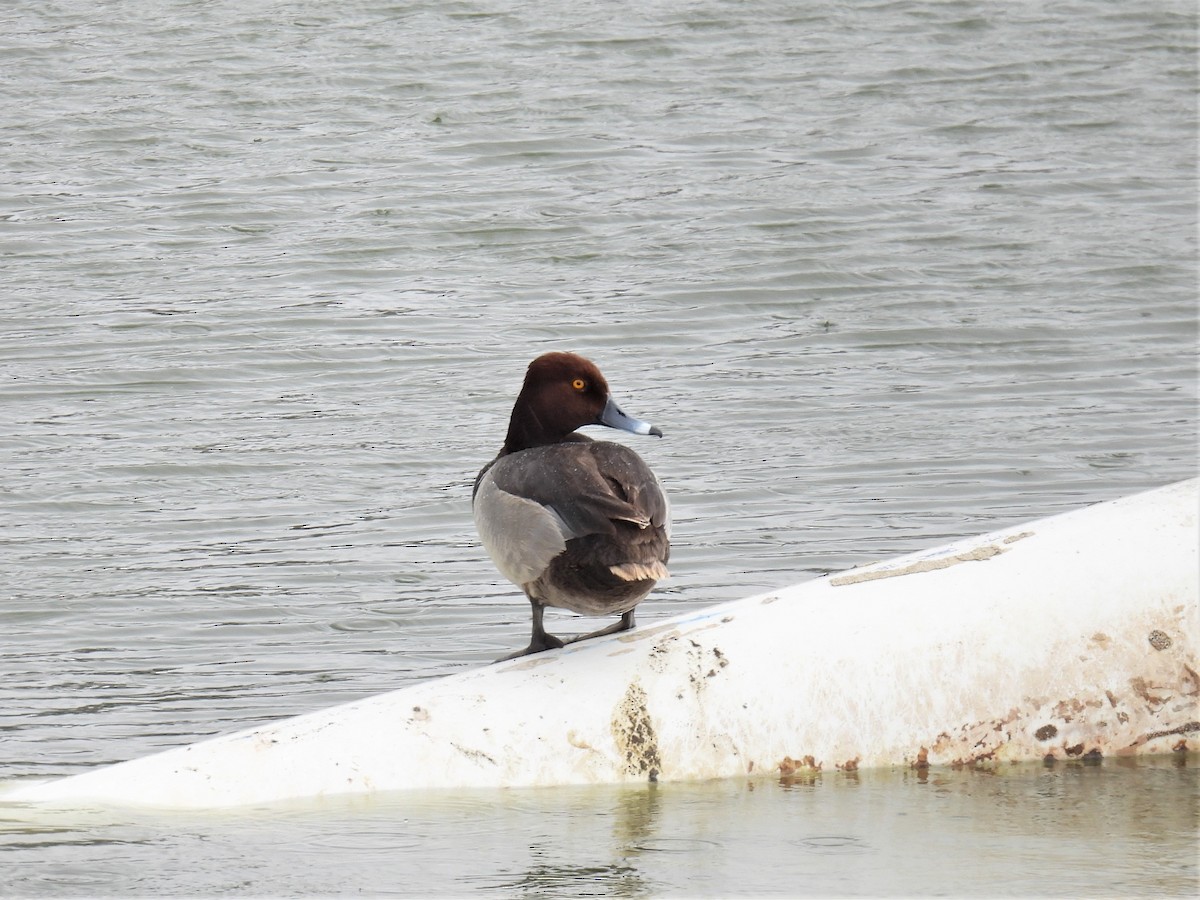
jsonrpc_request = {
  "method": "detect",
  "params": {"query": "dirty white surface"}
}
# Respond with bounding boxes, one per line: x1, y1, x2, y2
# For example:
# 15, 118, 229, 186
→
6, 479, 1196, 809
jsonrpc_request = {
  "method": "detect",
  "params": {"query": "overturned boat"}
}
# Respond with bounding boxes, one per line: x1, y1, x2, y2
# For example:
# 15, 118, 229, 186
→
5, 479, 1196, 809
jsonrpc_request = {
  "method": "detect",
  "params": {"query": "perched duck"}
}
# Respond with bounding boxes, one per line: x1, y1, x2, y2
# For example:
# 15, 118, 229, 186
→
473, 352, 670, 659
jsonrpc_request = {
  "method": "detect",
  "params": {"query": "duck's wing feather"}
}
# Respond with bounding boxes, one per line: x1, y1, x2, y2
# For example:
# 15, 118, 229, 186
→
576, 441, 670, 538
473, 442, 669, 587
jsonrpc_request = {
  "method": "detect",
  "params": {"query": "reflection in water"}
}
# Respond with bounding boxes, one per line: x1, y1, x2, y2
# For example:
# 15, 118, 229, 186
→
486, 785, 663, 898
490, 855, 644, 899
614, 784, 661, 855
481, 782, 744, 897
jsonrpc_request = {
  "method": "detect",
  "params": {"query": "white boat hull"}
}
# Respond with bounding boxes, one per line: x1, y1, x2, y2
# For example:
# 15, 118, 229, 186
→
6, 479, 1197, 809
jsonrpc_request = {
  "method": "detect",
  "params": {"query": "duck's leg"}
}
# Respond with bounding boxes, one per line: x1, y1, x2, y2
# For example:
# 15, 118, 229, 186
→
497, 597, 566, 661
564, 609, 636, 645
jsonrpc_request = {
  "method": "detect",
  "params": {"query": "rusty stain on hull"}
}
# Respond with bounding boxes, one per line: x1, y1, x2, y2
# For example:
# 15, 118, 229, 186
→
779, 755, 821, 775
762, 653, 1200, 777
612, 679, 662, 781
1148, 630, 1173, 651
915, 667, 1200, 768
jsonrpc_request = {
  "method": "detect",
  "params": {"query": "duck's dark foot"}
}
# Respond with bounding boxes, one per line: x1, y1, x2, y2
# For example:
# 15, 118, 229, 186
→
496, 631, 564, 661
564, 609, 636, 646
497, 600, 566, 661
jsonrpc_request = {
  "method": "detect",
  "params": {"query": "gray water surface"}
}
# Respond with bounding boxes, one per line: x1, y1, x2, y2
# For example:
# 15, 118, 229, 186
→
2, 0, 1197, 895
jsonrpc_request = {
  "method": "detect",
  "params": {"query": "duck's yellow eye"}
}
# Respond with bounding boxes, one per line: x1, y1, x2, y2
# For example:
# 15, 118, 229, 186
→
572, 378, 586, 391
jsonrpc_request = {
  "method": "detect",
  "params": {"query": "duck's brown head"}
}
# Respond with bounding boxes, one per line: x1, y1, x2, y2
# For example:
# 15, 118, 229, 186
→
502, 352, 662, 453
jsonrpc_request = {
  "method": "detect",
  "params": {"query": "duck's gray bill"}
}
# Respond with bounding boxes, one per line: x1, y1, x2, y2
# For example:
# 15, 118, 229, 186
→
599, 396, 663, 437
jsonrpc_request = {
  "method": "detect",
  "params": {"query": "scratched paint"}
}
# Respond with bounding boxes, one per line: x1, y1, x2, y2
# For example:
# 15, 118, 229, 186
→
829, 531, 1033, 586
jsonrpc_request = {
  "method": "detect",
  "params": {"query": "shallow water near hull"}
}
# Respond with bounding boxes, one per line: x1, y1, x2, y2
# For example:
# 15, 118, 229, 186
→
3, 761, 1196, 897
1, 0, 1196, 895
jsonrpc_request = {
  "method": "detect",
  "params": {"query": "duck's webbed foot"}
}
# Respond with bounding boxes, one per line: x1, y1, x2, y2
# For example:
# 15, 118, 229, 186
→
496, 631, 564, 661
564, 609, 636, 645
496, 599, 566, 661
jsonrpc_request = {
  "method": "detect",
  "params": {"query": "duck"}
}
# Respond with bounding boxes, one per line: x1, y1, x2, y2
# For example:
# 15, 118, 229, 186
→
473, 352, 670, 659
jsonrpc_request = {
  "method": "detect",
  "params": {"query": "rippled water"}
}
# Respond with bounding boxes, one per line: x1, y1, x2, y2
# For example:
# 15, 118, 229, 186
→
2, 0, 1196, 895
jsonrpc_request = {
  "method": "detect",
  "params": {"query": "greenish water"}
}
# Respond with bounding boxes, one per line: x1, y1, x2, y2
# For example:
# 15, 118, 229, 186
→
4, 761, 1196, 897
